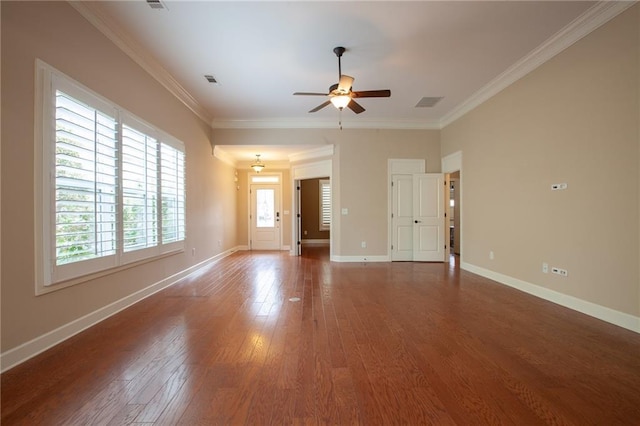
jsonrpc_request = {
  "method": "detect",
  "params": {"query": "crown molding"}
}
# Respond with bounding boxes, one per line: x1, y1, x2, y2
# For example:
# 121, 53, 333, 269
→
69, 0, 633, 132
213, 145, 333, 169
69, 2, 213, 125
439, 0, 635, 128
238, 160, 291, 170
212, 146, 237, 167
210, 118, 441, 130
288, 145, 334, 163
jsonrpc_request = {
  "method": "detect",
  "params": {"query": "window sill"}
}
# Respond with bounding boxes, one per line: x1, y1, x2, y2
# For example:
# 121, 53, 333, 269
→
35, 248, 184, 296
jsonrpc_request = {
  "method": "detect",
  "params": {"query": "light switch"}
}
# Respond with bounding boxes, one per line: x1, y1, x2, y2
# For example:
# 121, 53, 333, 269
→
341, 208, 348, 215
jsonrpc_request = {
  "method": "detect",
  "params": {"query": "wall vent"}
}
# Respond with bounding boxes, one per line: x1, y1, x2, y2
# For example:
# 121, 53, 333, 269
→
204, 75, 219, 84
146, 0, 167, 10
415, 97, 443, 108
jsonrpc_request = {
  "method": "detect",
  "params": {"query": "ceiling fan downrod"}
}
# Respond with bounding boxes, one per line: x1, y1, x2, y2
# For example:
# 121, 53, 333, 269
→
333, 46, 345, 80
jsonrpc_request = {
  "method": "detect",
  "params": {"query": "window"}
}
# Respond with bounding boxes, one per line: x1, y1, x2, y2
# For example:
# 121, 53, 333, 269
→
256, 188, 275, 228
319, 179, 331, 231
54, 91, 118, 268
122, 123, 158, 253
160, 143, 185, 243
36, 61, 186, 291
251, 175, 279, 183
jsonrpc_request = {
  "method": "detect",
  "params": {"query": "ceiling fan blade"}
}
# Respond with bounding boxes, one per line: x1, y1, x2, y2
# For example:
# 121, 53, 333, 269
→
347, 99, 365, 114
337, 75, 354, 93
352, 89, 391, 98
294, 92, 328, 96
309, 100, 331, 113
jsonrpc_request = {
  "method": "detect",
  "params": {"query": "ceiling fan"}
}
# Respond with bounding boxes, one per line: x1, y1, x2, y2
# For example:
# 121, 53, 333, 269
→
293, 46, 391, 114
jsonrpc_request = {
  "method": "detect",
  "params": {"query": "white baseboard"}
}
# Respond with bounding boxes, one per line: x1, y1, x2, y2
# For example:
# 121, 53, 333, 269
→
0, 246, 241, 373
461, 261, 640, 334
236, 245, 291, 251
331, 255, 389, 263
301, 239, 330, 245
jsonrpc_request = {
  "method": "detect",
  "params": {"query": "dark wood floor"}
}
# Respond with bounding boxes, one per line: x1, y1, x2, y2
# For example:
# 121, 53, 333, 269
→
3, 247, 640, 425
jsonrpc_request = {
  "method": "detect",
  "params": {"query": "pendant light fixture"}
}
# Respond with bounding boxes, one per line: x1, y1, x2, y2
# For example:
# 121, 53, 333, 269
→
251, 154, 265, 173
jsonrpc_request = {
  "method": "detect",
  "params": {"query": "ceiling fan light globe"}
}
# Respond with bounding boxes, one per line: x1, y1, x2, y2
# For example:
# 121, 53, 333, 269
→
330, 95, 351, 110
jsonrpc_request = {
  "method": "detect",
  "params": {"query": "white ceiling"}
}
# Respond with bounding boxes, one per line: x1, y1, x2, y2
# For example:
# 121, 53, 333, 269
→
75, 1, 614, 162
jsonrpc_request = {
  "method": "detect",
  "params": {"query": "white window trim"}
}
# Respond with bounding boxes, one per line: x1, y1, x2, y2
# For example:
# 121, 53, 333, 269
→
34, 60, 185, 295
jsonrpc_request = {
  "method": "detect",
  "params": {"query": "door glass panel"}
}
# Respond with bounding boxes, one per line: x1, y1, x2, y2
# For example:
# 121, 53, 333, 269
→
256, 188, 275, 228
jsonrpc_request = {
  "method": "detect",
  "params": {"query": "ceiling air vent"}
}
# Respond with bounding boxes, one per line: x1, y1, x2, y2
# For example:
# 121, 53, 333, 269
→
204, 75, 219, 84
146, 0, 167, 10
415, 97, 443, 108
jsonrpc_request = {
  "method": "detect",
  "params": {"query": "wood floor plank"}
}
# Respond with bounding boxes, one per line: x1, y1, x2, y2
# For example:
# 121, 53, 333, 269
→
3, 248, 640, 425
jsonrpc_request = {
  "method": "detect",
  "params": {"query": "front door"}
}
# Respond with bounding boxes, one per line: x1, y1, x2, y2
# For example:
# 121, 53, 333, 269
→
250, 184, 281, 250
412, 173, 445, 262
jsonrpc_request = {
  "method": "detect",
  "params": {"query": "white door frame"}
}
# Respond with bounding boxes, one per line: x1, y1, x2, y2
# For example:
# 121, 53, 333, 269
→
248, 172, 283, 250
441, 151, 463, 259
291, 159, 332, 257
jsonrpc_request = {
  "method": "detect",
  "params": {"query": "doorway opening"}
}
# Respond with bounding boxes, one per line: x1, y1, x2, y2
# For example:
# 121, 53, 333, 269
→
298, 177, 330, 257
291, 159, 332, 258
442, 151, 462, 261
447, 171, 460, 256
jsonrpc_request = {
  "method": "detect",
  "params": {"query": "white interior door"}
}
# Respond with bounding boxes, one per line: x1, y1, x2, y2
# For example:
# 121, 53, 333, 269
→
250, 184, 281, 250
392, 175, 414, 261
412, 173, 445, 262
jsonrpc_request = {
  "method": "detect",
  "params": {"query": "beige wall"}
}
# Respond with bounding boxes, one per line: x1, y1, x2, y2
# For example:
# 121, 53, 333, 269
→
336, 129, 441, 256
301, 178, 330, 240
213, 128, 441, 257
1, 2, 237, 352
441, 6, 640, 316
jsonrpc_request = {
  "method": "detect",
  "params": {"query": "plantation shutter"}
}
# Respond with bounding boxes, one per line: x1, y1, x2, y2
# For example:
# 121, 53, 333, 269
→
54, 91, 117, 265
320, 179, 331, 231
160, 143, 185, 244
121, 124, 158, 252
39, 62, 189, 289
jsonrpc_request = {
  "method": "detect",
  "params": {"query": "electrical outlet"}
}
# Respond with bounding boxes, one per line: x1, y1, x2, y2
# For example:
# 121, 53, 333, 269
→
192, 248, 196, 256
551, 183, 568, 191
489, 251, 494, 260
361, 241, 367, 248
542, 262, 549, 273
552, 267, 568, 276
